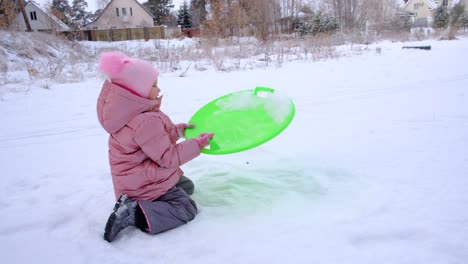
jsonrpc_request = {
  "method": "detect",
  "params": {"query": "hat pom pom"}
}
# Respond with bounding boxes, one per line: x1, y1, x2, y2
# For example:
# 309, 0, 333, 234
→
98, 51, 128, 77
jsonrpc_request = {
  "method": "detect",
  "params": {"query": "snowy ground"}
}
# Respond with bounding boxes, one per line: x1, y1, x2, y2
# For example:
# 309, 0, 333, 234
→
1, 36, 468, 264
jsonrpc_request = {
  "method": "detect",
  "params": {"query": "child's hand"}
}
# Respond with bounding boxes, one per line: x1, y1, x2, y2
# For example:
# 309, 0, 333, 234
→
176, 123, 195, 138
195, 133, 214, 149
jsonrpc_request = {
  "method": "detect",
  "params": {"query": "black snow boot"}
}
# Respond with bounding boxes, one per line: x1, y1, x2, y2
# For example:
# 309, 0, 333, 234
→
104, 194, 137, 242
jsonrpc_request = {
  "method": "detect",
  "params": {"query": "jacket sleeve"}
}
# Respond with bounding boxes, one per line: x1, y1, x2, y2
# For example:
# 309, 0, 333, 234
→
134, 115, 201, 168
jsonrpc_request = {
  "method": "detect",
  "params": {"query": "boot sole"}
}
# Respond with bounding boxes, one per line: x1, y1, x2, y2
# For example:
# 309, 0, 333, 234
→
104, 212, 117, 242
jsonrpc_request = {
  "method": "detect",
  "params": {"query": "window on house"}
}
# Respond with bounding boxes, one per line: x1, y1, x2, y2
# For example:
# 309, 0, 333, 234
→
130, 8, 133, 16
442, 0, 448, 6
29, 11, 37, 20
116, 8, 119, 16
122, 8, 127, 16
414, 3, 423, 9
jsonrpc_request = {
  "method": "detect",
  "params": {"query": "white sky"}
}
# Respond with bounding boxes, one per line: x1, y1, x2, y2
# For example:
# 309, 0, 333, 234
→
34, 0, 184, 12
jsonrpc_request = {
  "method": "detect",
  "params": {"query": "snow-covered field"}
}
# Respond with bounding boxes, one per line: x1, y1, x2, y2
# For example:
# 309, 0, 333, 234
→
1, 35, 467, 264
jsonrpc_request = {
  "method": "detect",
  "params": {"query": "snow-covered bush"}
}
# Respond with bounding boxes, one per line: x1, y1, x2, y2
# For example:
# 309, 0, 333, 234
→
295, 13, 338, 37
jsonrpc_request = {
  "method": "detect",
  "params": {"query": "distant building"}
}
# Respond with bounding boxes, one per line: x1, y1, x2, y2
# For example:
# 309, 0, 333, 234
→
401, 0, 461, 26
83, 0, 154, 30
10, 1, 70, 31
462, 0, 468, 13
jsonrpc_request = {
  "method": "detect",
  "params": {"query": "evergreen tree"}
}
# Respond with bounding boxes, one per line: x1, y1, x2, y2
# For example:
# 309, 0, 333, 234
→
295, 12, 338, 37
433, 5, 449, 28
51, 0, 72, 26
164, 12, 178, 27
177, 1, 192, 29
189, 0, 207, 26
295, 19, 312, 37
462, 14, 468, 30
70, 0, 89, 28
390, 14, 412, 32
448, 2, 466, 39
449, 2, 466, 27
87, 9, 102, 23
143, 0, 174, 25
320, 14, 338, 33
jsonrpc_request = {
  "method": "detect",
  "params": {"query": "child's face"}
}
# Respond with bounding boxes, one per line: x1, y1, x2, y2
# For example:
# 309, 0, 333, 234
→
149, 81, 161, 100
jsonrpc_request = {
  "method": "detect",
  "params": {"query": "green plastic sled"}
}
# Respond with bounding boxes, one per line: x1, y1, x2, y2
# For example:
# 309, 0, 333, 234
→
185, 86, 295, 155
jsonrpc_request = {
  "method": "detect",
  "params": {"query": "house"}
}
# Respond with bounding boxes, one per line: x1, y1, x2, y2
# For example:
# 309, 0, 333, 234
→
401, 0, 461, 26
463, 0, 468, 13
83, 0, 154, 30
9, 1, 70, 31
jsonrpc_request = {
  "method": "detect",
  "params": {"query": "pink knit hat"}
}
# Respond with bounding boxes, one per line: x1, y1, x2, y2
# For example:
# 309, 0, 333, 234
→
98, 51, 159, 98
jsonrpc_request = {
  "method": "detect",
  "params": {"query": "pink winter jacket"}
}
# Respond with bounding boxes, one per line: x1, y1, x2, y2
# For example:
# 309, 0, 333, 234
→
97, 80, 201, 201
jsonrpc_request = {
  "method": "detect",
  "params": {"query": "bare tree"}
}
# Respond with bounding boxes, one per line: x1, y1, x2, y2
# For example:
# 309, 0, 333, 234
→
366, 0, 402, 33
281, 0, 304, 19
212, 0, 280, 39
0, 0, 18, 28
205, 0, 222, 36
197, 0, 411, 38
190, 0, 208, 26
323, 0, 394, 32
199, 0, 273, 37
223, 0, 249, 36
248, 0, 278, 39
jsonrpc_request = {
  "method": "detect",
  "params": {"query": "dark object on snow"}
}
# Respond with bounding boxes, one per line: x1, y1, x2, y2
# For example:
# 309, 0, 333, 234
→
402, 46, 432, 50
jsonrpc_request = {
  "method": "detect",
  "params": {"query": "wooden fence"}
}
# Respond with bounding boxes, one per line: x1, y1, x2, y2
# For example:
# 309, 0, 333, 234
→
77, 26, 182, 41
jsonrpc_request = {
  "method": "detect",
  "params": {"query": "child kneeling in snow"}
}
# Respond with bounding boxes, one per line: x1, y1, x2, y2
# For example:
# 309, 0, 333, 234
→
96, 51, 214, 242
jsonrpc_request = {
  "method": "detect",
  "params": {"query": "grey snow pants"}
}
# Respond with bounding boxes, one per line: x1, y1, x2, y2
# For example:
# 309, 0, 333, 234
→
135, 176, 197, 235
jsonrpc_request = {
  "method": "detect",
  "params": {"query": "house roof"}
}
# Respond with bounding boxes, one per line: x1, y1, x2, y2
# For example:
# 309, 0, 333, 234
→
25, 1, 71, 30
403, 0, 462, 9
397, 0, 407, 7
86, 0, 155, 26
426, 0, 437, 8
403, 0, 437, 9
397, 9, 417, 17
